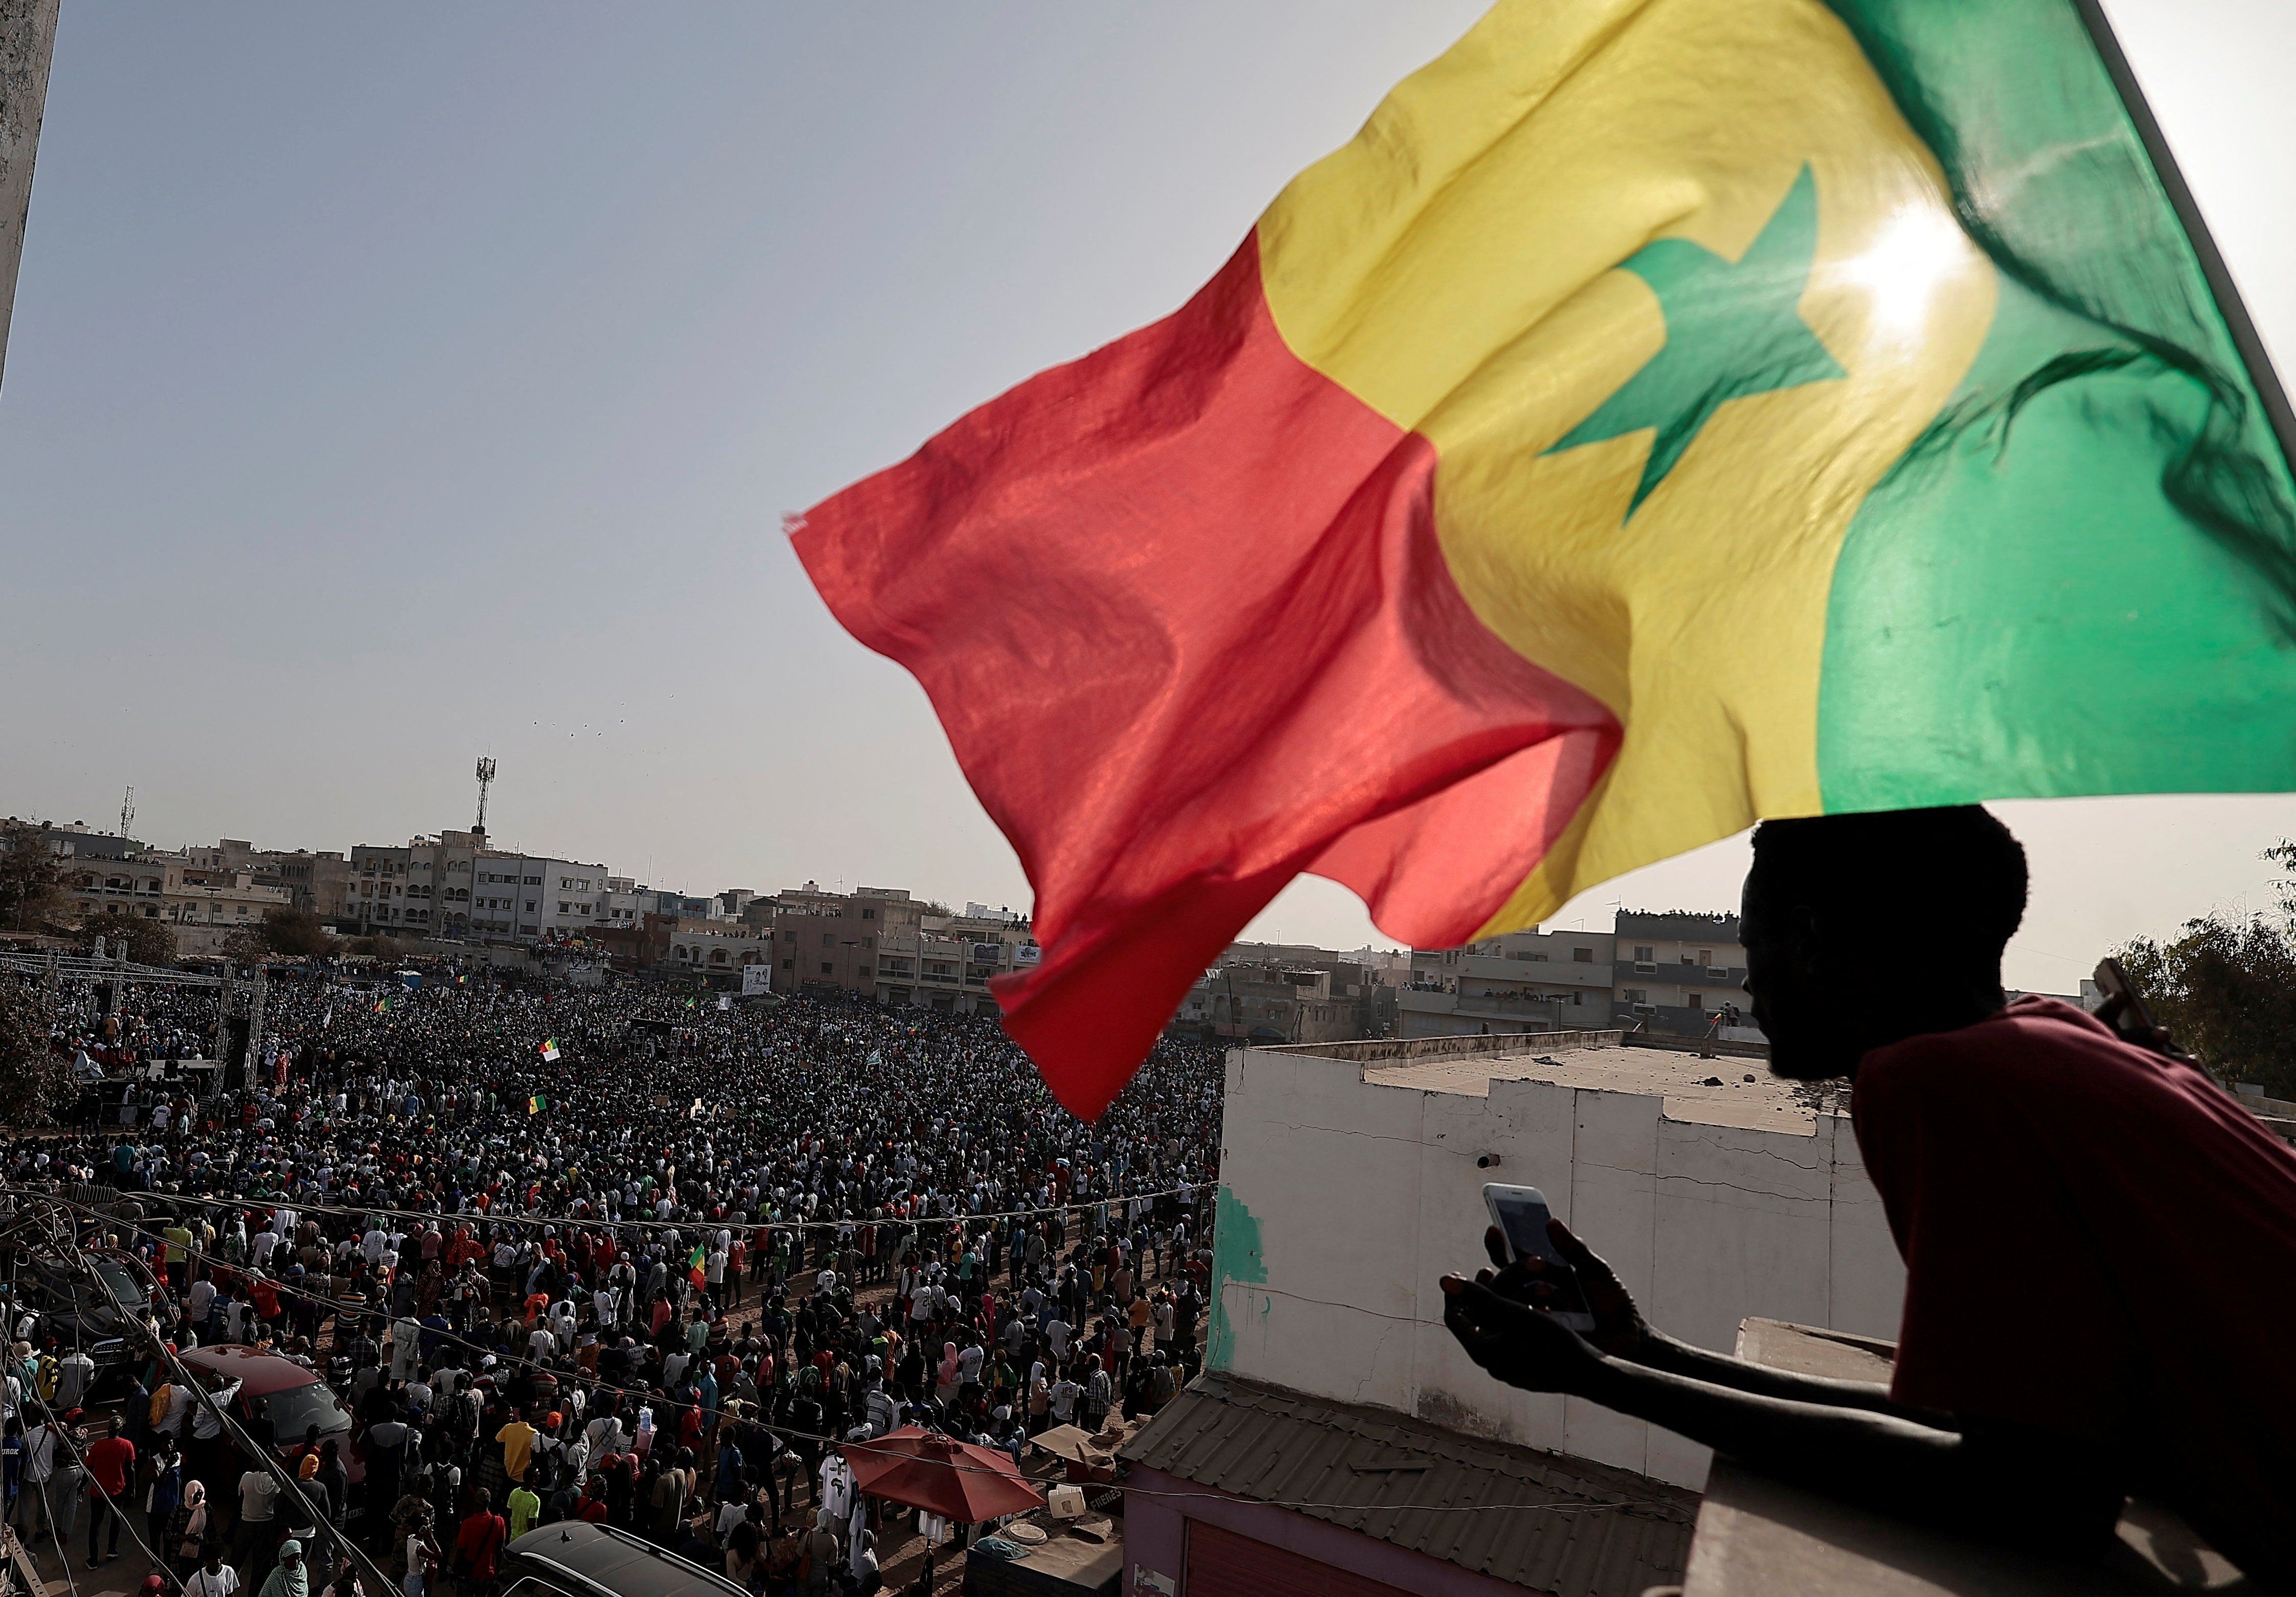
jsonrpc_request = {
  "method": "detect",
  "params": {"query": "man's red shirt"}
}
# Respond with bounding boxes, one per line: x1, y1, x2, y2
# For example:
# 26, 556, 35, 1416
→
84, 1436, 134, 1499
1854, 998, 2296, 1585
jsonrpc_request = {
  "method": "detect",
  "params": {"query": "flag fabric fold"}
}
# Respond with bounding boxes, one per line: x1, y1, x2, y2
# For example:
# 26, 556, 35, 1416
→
793, 0, 2296, 1120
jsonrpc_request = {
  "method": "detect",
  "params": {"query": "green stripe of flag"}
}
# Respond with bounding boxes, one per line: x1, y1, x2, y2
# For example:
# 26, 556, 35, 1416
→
1815, 0, 2296, 811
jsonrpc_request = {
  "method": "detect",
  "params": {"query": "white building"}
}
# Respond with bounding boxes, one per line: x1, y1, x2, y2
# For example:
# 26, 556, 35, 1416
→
465, 851, 613, 941
1210, 1028, 1903, 1492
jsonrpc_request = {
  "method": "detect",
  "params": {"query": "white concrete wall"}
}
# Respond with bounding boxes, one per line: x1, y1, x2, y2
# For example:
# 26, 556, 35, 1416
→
1210, 1045, 1905, 1491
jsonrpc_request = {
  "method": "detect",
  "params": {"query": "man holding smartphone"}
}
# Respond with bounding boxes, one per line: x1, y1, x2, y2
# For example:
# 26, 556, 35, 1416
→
1440, 806, 2296, 1590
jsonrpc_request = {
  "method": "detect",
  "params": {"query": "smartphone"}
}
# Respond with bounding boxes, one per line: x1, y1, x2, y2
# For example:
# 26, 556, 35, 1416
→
1481, 1183, 1597, 1333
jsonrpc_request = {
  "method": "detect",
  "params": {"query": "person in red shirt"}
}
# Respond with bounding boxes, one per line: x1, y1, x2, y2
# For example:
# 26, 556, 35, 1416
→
1441, 806, 2296, 1588
453, 1493, 506, 1586
82, 1418, 135, 1567
577, 1479, 610, 1524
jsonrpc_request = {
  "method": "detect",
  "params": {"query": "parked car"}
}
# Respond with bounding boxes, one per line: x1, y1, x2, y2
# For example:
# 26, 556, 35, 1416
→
503, 1521, 747, 1597
178, 1344, 363, 1484
2, 1247, 173, 1397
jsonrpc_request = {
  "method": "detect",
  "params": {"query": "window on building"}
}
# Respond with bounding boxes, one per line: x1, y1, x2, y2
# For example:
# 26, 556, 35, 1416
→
1634, 946, 1654, 962
820, 962, 833, 976
1688, 993, 1703, 1010
1624, 988, 1648, 1003
782, 959, 793, 970
822, 932, 834, 948
1698, 948, 1713, 965
862, 908, 875, 920
1573, 947, 1593, 962
525, 901, 537, 913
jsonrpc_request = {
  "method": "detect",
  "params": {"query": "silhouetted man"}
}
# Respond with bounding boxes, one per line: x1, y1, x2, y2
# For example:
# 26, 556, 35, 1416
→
1442, 806, 2296, 1589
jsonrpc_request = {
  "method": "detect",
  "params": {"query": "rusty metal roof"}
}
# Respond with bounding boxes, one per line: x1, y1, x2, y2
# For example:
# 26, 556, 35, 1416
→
1119, 1372, 1697, 1597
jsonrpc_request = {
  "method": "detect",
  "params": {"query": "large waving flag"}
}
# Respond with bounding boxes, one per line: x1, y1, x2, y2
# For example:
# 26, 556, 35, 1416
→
794, 0, 2296, 1120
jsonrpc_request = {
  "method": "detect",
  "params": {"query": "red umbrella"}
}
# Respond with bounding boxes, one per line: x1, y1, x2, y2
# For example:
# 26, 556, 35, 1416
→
843, 1428, 1044, 1524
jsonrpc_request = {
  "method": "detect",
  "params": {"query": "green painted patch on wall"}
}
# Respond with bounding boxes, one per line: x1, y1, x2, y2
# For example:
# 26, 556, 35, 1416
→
1206, 1184, 1266, 1371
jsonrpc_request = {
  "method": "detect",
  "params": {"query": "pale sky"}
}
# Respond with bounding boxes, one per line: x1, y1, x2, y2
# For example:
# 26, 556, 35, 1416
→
5, 1, 2295, 996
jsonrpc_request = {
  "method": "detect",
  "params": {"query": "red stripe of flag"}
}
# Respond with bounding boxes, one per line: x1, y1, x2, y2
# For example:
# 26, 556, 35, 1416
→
793, 236, 1619, 1120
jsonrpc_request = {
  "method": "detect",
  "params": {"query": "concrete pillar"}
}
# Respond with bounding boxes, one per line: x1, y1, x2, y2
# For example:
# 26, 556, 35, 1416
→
0, 0, 58, 391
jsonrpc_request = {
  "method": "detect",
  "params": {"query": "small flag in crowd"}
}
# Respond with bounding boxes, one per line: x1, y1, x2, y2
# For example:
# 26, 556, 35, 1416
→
539, 1039, 560, 1062
528, 1094, 547, 1114
372, 997, 389, 1015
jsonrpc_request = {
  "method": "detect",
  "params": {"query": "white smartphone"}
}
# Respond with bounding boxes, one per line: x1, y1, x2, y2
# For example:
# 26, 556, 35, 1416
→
1481, 1182, 1597, 1333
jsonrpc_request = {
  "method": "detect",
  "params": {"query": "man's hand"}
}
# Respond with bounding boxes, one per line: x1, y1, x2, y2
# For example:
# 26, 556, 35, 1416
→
1478, 1221, 1651, 1361
1438, 1273, 1601, 1395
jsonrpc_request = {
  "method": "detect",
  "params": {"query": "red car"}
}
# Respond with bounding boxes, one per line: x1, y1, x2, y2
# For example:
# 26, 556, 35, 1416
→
179, 1344, 365, 1484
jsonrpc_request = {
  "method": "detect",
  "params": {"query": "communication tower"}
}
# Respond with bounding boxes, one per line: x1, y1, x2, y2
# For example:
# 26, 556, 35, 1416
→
474, 757, 497, 838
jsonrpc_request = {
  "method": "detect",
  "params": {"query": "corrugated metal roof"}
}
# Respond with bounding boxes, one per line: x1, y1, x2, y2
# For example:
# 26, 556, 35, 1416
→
1120, 1373, 1697, 1597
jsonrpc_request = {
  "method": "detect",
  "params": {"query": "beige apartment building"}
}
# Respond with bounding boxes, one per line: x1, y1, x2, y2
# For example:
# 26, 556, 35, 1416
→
766, 883, 926, 1001
875, 905, 1039, 1015
1402, 910, 1754, 1040
349, 831, 487, 938
187, 839, 349, 918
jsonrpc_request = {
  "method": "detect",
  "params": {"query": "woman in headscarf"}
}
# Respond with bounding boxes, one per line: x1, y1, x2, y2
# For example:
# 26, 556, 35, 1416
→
168, 1478, 210, 1579
256, 1538, 307, 1597
933, 1342, 960, 1406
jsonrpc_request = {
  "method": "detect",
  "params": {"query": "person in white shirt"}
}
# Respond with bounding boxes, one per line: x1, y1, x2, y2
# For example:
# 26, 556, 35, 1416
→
390, 1318, 422, 1383
583, 1411, 625, 1459
55, 1349, 96, 1410
158, 1381, 192, 1440
184, 1550, 240, 1597
192, 1380, 238, 1442
251, 1227, 280, 1271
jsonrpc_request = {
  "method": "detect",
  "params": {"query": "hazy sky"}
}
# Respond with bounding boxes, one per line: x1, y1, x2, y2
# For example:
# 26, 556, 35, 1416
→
6, 1, 2296, 995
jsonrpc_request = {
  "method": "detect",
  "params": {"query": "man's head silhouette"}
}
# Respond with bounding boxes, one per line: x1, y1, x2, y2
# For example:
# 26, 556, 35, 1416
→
1743, 806, 2028, 1080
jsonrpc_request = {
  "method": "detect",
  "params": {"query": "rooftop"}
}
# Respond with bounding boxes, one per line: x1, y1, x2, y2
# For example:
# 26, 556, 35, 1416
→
1349, 1034, 1830, 1134
1122, 1371, 1698, 1597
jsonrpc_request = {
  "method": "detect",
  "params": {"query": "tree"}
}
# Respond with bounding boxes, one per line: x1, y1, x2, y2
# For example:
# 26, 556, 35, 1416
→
0, 972, 74, 1127
260, 905, 334, 959
2116, 840, 2296, 1099
0, 822, 64, 931
79, 909, 176, 967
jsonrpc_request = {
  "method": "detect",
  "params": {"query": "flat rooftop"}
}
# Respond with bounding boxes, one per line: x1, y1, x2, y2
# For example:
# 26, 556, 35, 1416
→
1359, 1038, 1833, 1134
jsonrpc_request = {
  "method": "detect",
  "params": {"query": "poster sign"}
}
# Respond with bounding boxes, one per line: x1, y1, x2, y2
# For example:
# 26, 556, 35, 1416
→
741, 965, 774, 996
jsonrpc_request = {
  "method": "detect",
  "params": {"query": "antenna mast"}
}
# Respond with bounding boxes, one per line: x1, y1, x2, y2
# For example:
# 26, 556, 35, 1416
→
119, 786, 135, 839
474, 758, 497, 838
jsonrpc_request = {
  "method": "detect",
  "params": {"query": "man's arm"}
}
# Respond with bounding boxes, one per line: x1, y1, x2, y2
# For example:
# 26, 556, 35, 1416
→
1493, 1222, 1943, 1423
1442, 1275, 2122, 1545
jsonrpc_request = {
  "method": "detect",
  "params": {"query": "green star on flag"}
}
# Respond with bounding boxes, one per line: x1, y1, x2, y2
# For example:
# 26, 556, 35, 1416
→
1548, 164, 1845, 514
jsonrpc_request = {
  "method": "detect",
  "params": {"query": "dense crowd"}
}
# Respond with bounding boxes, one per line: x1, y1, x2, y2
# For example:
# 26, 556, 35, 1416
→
0, 970, 1229, 1597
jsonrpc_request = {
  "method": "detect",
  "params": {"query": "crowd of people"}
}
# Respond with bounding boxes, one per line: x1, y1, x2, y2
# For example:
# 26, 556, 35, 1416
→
0, 968, 1228, 1597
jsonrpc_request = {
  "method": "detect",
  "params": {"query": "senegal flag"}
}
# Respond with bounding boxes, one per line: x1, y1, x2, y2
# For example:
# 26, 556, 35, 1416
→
794, 0, 2296, 1120
528, 1094, 547, 1114
686, 1243, 707, 1289
538, 1039, 560, 1063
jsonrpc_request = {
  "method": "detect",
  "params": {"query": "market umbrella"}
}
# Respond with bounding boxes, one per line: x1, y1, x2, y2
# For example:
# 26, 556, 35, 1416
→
843, 1427, 1044, 1524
